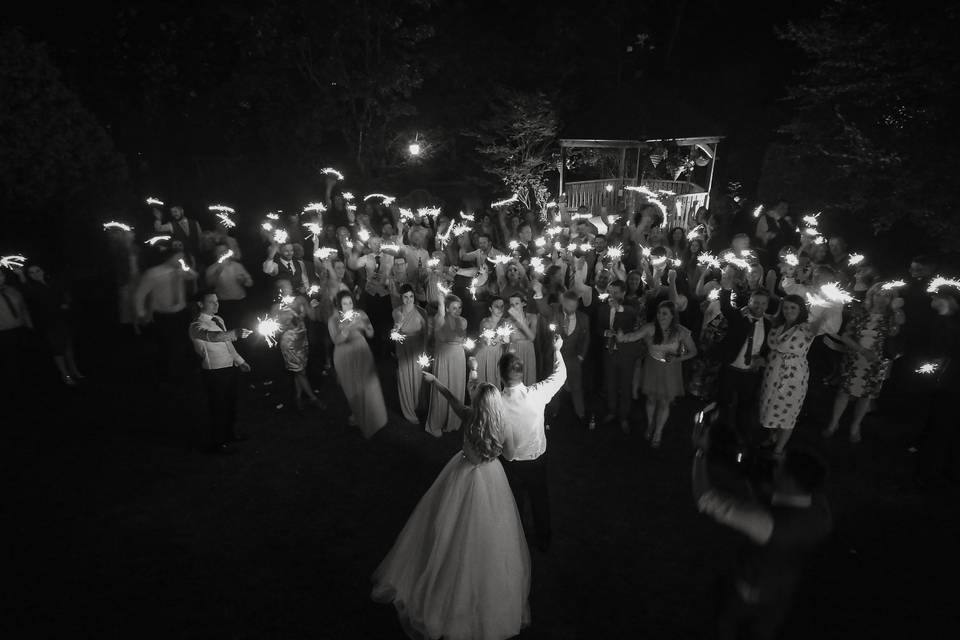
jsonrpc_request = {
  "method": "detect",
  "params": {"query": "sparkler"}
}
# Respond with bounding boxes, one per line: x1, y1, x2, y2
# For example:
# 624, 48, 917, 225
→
491, 195, 519, 208
530, 257, 545, 274
357, 228, 371, 243
340, 309, 358, 323
534, 236, 547, 248
697, 253, 722, 269
881, 280, 906, 291
848, 253, 865, 266
364, 193, 396, 205
463, 338, 476, 351
215, 212, 236, 228
545, 201, 558, 208
426, 258, 440, 268
209, 204, 235, 214
303, 202, 327, 214
321, 167, 344, 181
624, 185, 658, 198
722, 252, 750, 270
808, 282, 855, 307
146, 197, 165, 207
605, 183, 614, 192
571, 212, 592, 220
803, 213, 820, 227
651, 256, 667, 267
752, 205, 764, 218
417, 354, 432, 368
481, 329, 497, 341
495, 325, 515, 339
686, 225, 705, 241
437, 282, 451, 296
488, 255, 512, 265
302, 222, 322, 241
178, 258, 191, 272
380, 243, 400, 252
144, 235, 171, 246
256, 316, 281, 347
548, 323, 557, 332
347, 204, 357, 213
398, 207, 414, 221
0, 255, 26, 270
390, 329, 406, 343
307, 285, 321, 296
927, 276, 960, 293
469, 275, 481, 299
261, 222, 274, 231
342, 192, 355, 201
597, 292, 610, 301
217, 249, 234, 264
103, 221, 133, 232
916, 362, 939, 375
545, 225, 563, 236
671, 258, 683, 268
272, 229, 288, 244
451, 222, 471, 237
812, 236, 826, 245
460, 212, 475, 222
784, 253, 800, 267
803, 228, 820, 237
707, 289, 720, 301
344, 240, 355, 249
508, 240, 520, 251
640, 246, 652, 258
578, 243, 592, 253
280, 295, 296, 307
266, 213, 280, 221
606, 244, 623, 261
417, 207, 442, 218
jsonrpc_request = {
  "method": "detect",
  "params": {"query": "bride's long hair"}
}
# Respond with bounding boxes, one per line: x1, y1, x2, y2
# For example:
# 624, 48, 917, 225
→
463, 383, 505, 462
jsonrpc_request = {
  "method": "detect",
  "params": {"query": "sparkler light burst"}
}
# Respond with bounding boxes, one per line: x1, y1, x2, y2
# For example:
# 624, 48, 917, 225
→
451, 223, 471, 237
686, 225, 705, 241
261, 222, 274, 231
597, 292, 610, 301
508, 240, 520, 251
548, 323, 557, 332
340, 309, 358, 323
103, 221, 133, 232
342, 192, 355, 201
357, 228, 371, 243
722, 252, 750, 270
534, 237, 547, 248
460, 212, 475, 222
380, 243, 400, 252
398, 208, 414, 220
463, 338, 476, 351
651, 256, 667, 267
481, 329, 497, 341
491, 195, 519, 208
707, 289, 720, 301
417, 353, 432, 368
417, 207, 442, 218
545, 225, 563, 236
530, 257, 545, 274
916, 362, 939, 375
302, 222, 322, 239
321, 168, 344, 180
364, 193, 397, 205
926, 275, 960, 293
671, 258, 683, 268
881, 280, 906, 291
640, 246, 652, 258
803, 214, 820, 227
812, 236, 826, 245
495, 325, 515, 339
752, 205, 764, 218
606, 244, 624, 261
280, 295, 296, 307
146, 197, 165, 207
698, 253, 722, 269
273, 229, 288, 244
145, 235, 171, 246
307, 285, 321, 296
209, 205, 235, 214
390, 329, 406, 343
426, 258, 440, 268
215, 212, 236, 228
820, 282, 855, 304
437, 282, 451, 296
0, 255, 26, 270
803, 228, 820, 237
257, 316, 282, 347
217, 250, 234, 264
303, 202, 327, 214
178, 259, 191, 272
347, 204, 357, 213
488, 255, 512, 265
266, 213, 280, 221
848, 253, 865, 266
784, 253, 800, 267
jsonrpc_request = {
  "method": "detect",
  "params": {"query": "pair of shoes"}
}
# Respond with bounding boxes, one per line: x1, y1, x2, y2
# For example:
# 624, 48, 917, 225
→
587, 417, 596, 431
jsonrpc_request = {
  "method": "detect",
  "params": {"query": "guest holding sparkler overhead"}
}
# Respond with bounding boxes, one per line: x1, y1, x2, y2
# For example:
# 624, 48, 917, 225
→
426, 293, 468, 437
759, 294, 835, 456
328, 290, 386, 438
189, 291, 251, 454
154, 205, 203, 263
391, 284, 427, 423
20, 261, 84, 386
476, 297, 509, 387
263, 242, 310, 294
536, 289, 591, 427
205, 244, 253, 331
273, 279, 322, 412
135, 246, 198, 383
106, 227, 141, 334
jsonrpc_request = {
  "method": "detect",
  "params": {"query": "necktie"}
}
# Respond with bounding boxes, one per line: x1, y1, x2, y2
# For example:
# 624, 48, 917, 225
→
744, 318, 757, 366
213, 315, 226, 331
0, 288, 18, 319
563, 313, 572, 336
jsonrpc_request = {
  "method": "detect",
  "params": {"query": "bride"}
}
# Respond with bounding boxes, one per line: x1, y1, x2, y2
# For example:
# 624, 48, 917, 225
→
371, 374, 531, 640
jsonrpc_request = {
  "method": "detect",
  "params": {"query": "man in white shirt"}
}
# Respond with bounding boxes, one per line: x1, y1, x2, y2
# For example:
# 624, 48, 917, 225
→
135, 248, 198, 382
500, 333, 567, 552
189, 292, 252, 453
206, 244, 253, 329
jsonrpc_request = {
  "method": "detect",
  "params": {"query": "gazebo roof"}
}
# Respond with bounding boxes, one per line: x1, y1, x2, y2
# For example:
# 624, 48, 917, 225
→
559, 136, 723, 149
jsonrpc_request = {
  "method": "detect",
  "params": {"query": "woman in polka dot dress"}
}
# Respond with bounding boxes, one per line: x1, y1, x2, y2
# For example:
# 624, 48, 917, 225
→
759, 294, 833, 455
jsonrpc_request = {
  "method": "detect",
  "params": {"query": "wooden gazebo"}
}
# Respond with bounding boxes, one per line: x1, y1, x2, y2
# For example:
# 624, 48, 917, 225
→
558, 136, 722, 228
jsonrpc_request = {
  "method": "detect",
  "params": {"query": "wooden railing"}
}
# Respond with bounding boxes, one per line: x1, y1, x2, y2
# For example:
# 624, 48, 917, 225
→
564, 178, 707, 228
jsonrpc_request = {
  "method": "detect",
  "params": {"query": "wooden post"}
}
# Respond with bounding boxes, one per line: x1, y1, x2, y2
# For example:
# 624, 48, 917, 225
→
705, 143, 718, 210
559, 146, 566, 202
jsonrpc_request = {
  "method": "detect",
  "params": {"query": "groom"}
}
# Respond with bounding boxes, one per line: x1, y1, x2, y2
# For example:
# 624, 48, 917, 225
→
500, 334, 567, 552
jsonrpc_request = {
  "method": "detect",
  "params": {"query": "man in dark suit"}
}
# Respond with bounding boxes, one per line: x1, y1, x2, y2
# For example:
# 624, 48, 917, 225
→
262, 242, 310, 294
536, 289, 590, 426
594, 280, 642, 433
155, 205, 203, 262
717, 267, 771, 443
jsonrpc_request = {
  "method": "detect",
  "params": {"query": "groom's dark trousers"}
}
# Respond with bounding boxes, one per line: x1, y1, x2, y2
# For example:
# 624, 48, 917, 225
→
501, 451, 551, 551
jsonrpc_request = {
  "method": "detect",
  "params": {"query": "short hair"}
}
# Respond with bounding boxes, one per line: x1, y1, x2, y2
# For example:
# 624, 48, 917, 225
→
508, 292, 527, 306
335, 290, 356, 311
749, 289, 771, 300
195, 289, 216, 304
608, 279, 626, 293
476, 232, 492, 243
782, 448, 828, 493
911, 254, 937, 268
561, 289, 580, 303
732, 233, 750, 243
498, 352, 523, 381
398, 283, 415, 297
445, 294, 462, 307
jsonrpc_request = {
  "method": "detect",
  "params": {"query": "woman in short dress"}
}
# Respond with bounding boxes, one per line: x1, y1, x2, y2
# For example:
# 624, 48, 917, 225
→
823, 283, 904, 443
274, 278, 321, 411
392, 284, 427, 423
426, 293, 467, 436
759, 294, 834, 455
328, 290, 387, 438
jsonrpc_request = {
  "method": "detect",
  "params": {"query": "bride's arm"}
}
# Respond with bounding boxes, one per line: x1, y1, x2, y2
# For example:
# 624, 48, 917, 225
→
422, 371, 471, 421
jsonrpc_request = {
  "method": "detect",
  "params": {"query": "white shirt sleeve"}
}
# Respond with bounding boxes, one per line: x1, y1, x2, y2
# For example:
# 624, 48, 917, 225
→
530, 349, 567, 405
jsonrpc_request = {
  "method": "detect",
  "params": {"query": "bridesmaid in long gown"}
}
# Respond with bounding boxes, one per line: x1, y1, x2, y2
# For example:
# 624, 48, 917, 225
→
426, 294, 467, 437
392, 284, 427, 423
372, 376, 531, 640
505, 293, 538, 386
328, 290, 388, 438
476, 297, 508, 387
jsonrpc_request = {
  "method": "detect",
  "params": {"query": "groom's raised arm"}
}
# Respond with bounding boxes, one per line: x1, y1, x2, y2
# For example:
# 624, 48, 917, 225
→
530, 336, 567, 406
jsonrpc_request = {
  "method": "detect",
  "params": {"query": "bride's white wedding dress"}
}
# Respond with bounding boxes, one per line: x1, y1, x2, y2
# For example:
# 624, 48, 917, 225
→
372, 442, 531, 640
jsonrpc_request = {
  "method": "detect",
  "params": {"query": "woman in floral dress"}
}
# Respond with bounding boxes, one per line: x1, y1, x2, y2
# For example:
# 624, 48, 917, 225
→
759, 294, 834, 455
823, 284, 905, 443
